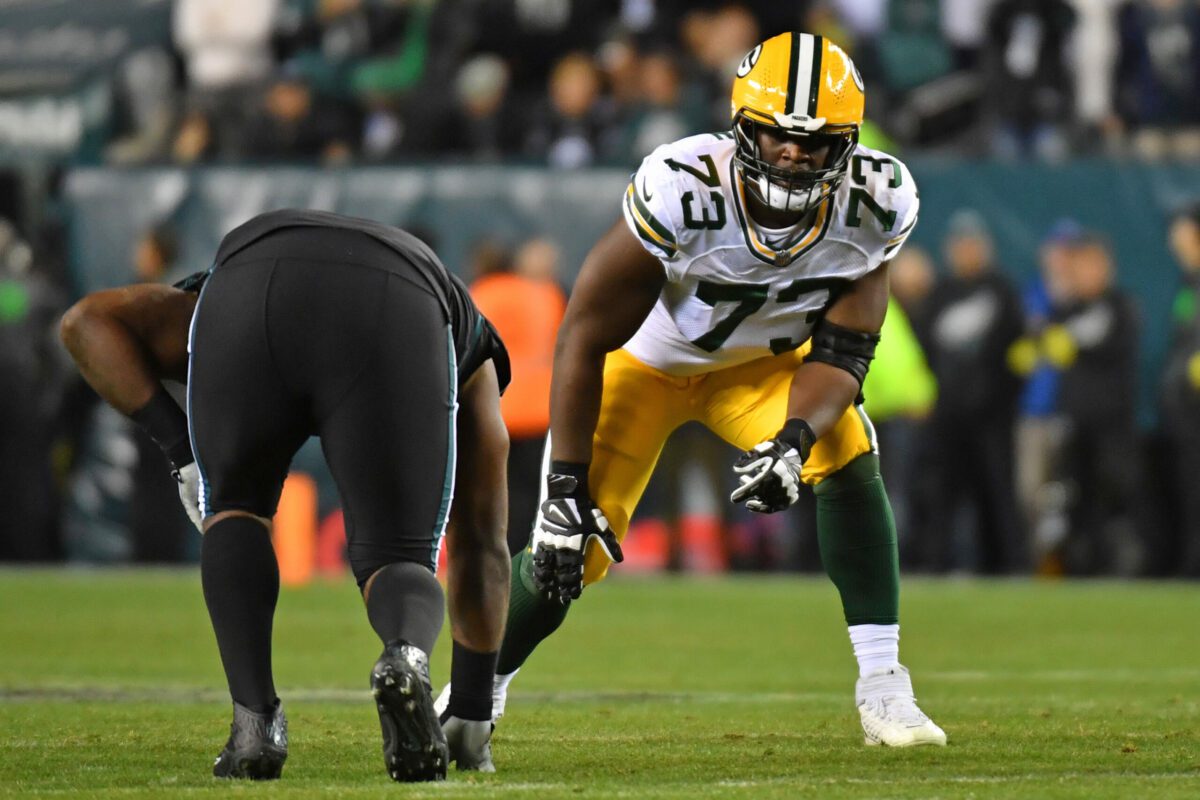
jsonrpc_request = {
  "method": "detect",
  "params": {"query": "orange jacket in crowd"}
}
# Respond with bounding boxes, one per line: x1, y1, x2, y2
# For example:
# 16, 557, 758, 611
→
469, 273, 566, 439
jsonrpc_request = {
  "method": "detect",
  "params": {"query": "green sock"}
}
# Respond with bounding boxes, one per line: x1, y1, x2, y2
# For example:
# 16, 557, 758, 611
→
495, 549, 571, 674
814, 453, 900, 625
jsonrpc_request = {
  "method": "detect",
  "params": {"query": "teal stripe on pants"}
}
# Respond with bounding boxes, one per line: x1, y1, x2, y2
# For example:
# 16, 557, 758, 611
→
430, 324, 458, 569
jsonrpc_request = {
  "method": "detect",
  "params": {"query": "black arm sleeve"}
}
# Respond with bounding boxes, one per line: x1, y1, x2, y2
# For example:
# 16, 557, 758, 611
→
804, 318, 881, 386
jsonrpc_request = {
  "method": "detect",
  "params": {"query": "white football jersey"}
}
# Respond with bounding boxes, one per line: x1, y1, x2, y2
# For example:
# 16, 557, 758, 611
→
620, 132, 918, 375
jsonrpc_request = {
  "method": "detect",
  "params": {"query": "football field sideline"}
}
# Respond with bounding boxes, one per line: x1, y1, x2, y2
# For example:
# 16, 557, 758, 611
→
2, 570, 1198, 798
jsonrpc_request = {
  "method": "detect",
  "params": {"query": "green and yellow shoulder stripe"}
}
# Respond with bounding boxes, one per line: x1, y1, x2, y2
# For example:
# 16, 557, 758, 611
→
623, 182, 678, 259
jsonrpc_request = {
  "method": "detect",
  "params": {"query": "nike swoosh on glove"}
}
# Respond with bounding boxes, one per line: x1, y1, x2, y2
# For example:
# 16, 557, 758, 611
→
531, 473, 623, 604
729, 419, 815, 514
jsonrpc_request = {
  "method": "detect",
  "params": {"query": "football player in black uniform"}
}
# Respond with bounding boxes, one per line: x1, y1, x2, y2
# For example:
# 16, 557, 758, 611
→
61, 210, 512, 781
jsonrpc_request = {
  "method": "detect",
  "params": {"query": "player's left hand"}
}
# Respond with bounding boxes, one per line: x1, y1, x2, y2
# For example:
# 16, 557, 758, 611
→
730, 419, 815, 514
173, 461, 204, 532
530, 472, 623, 604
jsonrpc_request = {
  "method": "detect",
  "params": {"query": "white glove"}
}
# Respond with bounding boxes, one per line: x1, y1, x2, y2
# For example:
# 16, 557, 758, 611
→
730, 419, 815, 513
531, 473, 623, 603
730, 438, 805, 513
174, 462, 204, 531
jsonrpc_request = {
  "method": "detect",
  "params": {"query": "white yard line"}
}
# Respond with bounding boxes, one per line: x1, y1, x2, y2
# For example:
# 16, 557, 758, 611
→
3, 666, 1200, 705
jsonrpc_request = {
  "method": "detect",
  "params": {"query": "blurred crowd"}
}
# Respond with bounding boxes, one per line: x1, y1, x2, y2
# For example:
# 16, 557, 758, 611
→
3, 0, 1200, 579
96, 0, 1200, 168
4, 202, 1200, 579
888, 215, 1144, 576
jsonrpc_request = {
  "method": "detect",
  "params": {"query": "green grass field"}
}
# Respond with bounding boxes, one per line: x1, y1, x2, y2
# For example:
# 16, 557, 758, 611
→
1, 570, 1198, 798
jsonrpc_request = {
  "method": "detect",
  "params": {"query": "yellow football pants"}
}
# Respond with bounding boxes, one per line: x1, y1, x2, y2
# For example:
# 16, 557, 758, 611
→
581, 347, 877, 585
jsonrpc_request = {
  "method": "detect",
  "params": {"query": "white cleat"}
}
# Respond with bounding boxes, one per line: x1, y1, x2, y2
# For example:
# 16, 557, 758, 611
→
442, 716, 495, 772
433, 682, 450, 718
855, 664, 947, 747
433, 669, 518, 725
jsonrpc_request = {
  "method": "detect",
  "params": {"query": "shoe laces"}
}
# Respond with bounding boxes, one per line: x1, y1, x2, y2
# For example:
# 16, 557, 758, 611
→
874, 694, 930, 727
859, 668, 929, 727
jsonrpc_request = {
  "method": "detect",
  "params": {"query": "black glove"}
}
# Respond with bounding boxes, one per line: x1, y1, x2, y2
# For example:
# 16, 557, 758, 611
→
729, 419, 815, 513
530, 462, 623, 604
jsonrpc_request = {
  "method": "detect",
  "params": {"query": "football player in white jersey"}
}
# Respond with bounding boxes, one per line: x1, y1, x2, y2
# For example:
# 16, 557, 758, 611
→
438, 32, 946, 748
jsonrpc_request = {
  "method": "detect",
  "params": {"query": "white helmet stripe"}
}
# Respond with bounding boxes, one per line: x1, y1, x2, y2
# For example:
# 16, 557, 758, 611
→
806, 36, 824, 117
789, 33, 815, 117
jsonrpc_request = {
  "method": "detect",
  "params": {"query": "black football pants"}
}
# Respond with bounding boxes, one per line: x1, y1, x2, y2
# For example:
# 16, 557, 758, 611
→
187, 227, 457, 583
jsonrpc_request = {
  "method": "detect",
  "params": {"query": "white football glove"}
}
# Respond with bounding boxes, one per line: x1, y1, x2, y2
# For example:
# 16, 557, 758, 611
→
531, 473, 623, 604
173, 461, 204, 532
730, 420, 815, 514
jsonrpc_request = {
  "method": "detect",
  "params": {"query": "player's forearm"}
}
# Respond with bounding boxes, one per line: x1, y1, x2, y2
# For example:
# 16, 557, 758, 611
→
787, 263, 888, 438
785, 361, 861, 438
547, 335, 607, 465
447, 535, 510, 652
544, 219, 664, 466
448, 361, 511, 650
60, 300, 163, 416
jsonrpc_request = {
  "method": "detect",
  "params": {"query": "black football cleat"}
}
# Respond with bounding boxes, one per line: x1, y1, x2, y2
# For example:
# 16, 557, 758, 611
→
212, 700, 288, 779
371, 642, 448, 782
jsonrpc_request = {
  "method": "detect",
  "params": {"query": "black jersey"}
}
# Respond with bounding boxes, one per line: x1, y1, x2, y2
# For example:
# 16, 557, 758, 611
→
176, 209, 510, 391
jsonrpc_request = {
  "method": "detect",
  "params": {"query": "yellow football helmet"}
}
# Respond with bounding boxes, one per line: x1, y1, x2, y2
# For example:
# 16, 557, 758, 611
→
730, 32, 865, 214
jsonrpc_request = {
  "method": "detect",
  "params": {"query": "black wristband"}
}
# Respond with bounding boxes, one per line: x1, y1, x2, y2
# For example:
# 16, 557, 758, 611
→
549, 459, 590, 494
776, 418, 816, 461
446, 641, 499, 722
130, 387, 193, 470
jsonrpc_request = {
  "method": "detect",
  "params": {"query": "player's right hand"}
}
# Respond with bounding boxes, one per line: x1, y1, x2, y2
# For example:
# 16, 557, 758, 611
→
730, 419, 815, 514
530, 472, 623, 604
173, 461, 204, 532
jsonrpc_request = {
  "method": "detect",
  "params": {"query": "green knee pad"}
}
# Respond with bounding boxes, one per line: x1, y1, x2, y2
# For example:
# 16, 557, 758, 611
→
814, 453, 900, 625
496, 549, 571, 674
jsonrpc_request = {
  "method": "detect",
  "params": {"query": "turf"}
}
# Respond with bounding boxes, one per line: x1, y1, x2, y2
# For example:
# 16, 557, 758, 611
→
1, 570, 1198, 798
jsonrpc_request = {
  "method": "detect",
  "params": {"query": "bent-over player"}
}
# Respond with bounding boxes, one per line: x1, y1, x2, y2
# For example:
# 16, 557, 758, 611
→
61, 209, 513, 780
